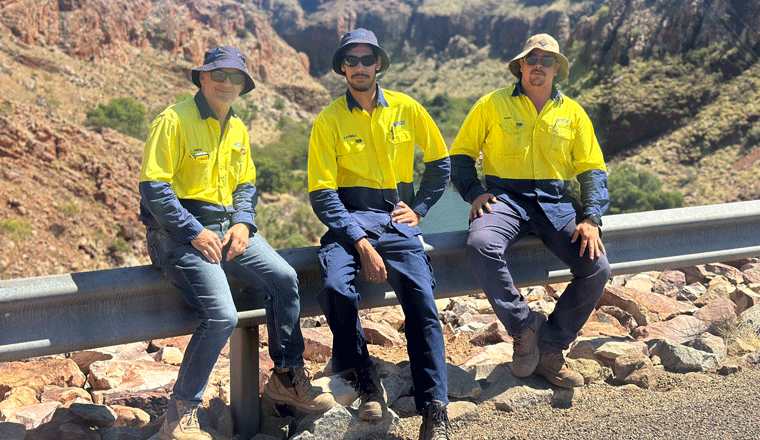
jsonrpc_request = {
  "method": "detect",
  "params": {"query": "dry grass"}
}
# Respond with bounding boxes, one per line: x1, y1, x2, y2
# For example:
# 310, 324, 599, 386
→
717, 318, 760, 356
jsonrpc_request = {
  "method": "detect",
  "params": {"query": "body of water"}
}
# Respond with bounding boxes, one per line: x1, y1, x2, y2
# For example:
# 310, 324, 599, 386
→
418, 186, 472, 234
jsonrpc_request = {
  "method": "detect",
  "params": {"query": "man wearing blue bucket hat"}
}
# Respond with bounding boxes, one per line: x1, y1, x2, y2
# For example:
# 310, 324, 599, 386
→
139, 46, 334, 439
308, 29, 452, 440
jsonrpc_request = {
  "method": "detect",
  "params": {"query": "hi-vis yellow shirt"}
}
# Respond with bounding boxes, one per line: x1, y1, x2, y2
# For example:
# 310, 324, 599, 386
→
308, 87, 450, 244
452, 85, 604, 181
450, 84, 608, 230
139, 93, 258, 243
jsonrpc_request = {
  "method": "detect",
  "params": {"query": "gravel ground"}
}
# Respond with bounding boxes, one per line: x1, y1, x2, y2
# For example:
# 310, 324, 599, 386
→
369, 365, 760, 440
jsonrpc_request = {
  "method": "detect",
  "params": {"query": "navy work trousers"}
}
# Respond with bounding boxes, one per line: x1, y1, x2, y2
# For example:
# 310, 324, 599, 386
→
466, 201, 611, 353
317, 228, 448, 412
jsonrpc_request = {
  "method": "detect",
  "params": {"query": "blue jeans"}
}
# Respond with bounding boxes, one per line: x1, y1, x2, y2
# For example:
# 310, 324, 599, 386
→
466, 202, 611, 352
147, 220, 304, 403
317, 228, 448, 412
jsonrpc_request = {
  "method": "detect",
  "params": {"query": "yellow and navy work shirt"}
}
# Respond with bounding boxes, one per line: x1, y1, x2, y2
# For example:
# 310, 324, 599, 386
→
139, 92, 257, 244
450, 83, 608, 230
308, 86, 450, 244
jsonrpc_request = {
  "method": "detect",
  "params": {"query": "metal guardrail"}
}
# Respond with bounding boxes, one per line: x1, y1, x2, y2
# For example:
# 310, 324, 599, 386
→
2, 200, 760, 437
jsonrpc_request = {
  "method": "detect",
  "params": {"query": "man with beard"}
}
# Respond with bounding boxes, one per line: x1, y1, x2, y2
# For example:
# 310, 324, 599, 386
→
307, 29, 452, 440
450, 34, 610, 388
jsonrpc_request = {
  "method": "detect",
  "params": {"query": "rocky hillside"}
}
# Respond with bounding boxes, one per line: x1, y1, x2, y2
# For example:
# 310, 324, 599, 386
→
1, 0, 759, 279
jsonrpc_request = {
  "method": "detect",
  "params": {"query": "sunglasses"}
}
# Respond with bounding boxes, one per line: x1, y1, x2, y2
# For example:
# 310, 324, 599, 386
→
343, 55, 378, 68
209, 70, 245, 85
524, 54, 557, 68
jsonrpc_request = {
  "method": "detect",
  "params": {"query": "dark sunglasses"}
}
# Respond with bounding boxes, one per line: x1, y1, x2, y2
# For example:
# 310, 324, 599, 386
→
343, 55, 378, 68
524, 54, 556, 68
209, 70, 245, 85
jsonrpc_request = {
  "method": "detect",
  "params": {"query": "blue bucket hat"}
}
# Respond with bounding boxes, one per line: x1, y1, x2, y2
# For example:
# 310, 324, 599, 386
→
332, 29, 390, 76
192, 46, 256, 95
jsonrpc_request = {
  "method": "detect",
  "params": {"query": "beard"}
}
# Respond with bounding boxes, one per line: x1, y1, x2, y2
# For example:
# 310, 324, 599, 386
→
347, 73, 375, 92
526, 70, 549, 87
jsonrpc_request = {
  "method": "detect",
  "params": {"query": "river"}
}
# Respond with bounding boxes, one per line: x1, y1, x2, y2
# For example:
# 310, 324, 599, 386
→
418, 186, 472, 234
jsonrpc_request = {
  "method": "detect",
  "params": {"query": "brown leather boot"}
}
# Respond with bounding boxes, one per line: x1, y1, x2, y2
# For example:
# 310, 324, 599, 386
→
418, 400, 450, 440
535, 352, 584, 388
351, 364, 388, 420
157, 399, 212, 440
264, 366, 335, 413
510, 311, 546, 377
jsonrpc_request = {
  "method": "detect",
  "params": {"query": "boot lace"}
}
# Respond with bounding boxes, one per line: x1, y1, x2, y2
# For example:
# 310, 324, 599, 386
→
179, 405, 201, 431
424, 402, 451, 440
290, 367, 316, 397
356, 367, 381, 398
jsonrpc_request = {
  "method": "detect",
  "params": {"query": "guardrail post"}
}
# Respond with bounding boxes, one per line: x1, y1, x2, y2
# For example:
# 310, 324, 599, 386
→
230, 325, 260, 437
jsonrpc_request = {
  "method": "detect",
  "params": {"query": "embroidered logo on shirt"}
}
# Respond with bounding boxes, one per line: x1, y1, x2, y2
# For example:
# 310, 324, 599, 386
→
553, 118, 570, 132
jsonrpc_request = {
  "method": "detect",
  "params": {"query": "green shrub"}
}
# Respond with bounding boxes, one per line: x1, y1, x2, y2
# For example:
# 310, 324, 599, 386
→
0, 219, 32, 241
421, 93, 478, 142
254, 118, 312, 193
607, 164, 684, 214
59, 202, 80, 218
255, 203, 325, 249
108, 237, 130, 254
86, 97, 147, 139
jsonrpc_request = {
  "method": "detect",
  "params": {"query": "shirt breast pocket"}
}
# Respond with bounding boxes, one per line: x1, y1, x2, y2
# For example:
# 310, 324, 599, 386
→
229, 145, 249, 182
388, 128, 412, 162
185, 152, 212, 187
488, 120, 527, 158
337, 140, 367, 174
540, 123, 575, 172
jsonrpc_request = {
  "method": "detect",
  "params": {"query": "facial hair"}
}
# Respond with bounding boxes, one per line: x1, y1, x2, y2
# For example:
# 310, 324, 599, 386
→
347, 72, 375, 93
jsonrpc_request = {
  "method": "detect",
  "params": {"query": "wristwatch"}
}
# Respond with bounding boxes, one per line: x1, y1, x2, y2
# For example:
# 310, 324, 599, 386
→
584, 214, 602, 227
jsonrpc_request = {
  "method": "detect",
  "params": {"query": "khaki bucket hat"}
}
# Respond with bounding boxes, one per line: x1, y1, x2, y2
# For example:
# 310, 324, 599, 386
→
508, 34, 569, 83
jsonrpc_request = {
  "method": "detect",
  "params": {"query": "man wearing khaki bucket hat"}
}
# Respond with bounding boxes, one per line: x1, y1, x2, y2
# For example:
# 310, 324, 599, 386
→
450, 34, 610, 389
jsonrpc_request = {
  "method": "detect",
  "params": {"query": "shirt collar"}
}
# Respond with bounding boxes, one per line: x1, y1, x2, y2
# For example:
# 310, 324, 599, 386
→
512, 81, 562, 102
194, 91, 235, 121
345, 84, 389, 112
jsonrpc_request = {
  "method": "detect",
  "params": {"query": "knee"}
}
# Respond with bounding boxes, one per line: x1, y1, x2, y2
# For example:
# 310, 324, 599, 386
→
589, 254, 611, 281
206, 306, 238, 335
598, 258, 611, 280
466, 229, 494, 257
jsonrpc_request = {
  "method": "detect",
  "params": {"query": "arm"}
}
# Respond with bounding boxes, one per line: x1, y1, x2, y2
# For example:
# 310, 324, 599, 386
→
571, 104, 609, 259
408, 103, 451, 218
307, 114, 367, 245
450, 98, 496, 219
224, 128, 258, 260
139, 114, 204, 244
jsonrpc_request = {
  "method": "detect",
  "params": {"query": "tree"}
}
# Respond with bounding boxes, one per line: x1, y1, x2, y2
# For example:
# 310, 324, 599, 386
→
86, 97, 147, 139
607, 164, 684, 214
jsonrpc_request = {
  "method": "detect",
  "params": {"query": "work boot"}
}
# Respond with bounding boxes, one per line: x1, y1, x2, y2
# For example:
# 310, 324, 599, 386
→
510, 311, 546, 377
351, 364, 388, 420
157, 399, 212, 440
418, 400, 450, 440
264, 366, 335, 413
535, 352, 584, 388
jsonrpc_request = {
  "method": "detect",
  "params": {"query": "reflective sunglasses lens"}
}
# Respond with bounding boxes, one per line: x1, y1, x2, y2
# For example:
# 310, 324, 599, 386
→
525, 55, 555, 67
210, 70, 245, 85
344, 55, 377, 67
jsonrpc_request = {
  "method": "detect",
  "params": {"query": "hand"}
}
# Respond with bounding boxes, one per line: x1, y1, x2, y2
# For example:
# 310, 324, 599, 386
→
191, 229, 223, 264
571, 219, 606, 259
222, 223, 251, 261
355, 238, 387, 283
470, 193, 497, 221
391, 201, 422, 227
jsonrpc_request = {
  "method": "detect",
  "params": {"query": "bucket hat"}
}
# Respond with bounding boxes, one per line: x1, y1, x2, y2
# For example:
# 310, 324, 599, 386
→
508, 34, 569, 83
192, 46, 256, 95
332, 28, 390, 75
